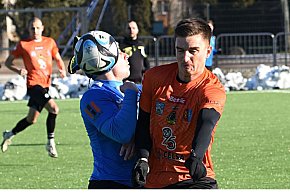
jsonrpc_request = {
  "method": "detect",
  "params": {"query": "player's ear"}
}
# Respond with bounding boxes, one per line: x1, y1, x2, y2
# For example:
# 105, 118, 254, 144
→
206, 46, 212, 58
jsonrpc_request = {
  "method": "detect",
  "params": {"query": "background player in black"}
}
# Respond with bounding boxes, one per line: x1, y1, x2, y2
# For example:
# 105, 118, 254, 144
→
119, 20, 150, 84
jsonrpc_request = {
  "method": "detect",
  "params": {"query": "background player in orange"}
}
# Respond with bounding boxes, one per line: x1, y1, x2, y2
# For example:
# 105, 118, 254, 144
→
1, 17, 66, 158
132, 18, 226, 188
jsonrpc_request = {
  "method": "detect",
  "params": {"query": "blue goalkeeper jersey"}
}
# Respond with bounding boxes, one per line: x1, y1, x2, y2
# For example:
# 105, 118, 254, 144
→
80, 80, 139, 187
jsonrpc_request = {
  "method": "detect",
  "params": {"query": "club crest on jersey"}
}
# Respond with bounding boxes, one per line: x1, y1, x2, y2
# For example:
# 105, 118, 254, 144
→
156, 101, 165, 115
167, 106, 178, 125
183, 109, 193, 122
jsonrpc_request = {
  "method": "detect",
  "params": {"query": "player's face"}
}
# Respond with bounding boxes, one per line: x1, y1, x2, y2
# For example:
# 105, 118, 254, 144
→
112, 51, 130, 80
175, 34, 211, 82
28, 19, 44, 41
127, 21, 139, 40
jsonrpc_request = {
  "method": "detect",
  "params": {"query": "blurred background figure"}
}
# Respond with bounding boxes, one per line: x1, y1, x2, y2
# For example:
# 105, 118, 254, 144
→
205, 20, 217, 71
1, 17, 66, 158
119, 20, 150, 84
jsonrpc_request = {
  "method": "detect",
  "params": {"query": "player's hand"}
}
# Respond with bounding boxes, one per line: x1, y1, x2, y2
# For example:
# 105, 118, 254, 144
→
184, 152, 207, 181
132, 158, 149, 187
59, 69, 67, 78
19, 68, 28, 76
120, 81, 139, 93
120, 137, 135, 160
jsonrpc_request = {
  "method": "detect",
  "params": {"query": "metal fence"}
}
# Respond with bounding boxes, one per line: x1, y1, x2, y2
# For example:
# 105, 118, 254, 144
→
115, 32, 290, 68
275, 32, 290, 66
215, 32, 276, 68
2, 28, 290, 69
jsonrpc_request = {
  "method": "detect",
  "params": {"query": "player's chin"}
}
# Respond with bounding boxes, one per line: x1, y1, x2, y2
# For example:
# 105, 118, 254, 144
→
124, 71, 130, 79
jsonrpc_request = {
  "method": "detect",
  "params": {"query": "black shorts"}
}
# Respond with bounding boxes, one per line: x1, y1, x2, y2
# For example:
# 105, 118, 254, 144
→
163, 177, 218, 189
88, 180, 131, 189
27, 85, 51, 113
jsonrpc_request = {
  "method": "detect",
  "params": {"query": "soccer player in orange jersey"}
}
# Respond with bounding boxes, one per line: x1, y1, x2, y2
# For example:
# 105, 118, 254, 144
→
132, 18, 226, 188
1, 17, 66, 158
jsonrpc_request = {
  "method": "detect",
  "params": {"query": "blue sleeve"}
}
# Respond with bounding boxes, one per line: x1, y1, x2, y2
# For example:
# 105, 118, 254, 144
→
211, 36, 217, 55
81, 89, 138, 144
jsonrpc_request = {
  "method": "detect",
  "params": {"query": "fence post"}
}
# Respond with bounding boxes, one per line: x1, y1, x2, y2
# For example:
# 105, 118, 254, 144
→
154, 37, 158, 66
273, 34, 277, 66
34, 9, 42, 18
80, 7, 88, 35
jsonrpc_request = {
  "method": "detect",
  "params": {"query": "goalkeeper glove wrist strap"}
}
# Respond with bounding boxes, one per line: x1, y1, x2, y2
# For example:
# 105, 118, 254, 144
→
139, 157, 148, 162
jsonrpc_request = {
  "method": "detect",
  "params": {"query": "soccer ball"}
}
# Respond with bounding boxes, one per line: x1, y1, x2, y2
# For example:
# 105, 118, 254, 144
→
74, 30, 119, 76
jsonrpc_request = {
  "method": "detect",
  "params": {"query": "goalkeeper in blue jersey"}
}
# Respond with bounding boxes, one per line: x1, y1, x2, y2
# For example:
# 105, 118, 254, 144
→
68, 31, 140, 188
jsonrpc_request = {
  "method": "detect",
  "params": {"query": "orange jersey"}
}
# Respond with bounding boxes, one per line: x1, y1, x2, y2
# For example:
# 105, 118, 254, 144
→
11, 36, 60, 88
140, 62, 226, 188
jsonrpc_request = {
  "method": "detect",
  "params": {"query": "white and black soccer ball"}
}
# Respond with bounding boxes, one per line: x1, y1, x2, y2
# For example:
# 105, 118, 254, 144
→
74, 30, 119, 76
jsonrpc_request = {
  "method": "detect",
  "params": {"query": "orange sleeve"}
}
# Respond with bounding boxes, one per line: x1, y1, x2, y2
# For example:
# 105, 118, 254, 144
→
200, 84, 226, 115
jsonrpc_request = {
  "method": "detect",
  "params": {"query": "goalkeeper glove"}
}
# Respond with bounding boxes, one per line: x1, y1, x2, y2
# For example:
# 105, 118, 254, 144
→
184, 150, 207, 181
132, 158, 150, 187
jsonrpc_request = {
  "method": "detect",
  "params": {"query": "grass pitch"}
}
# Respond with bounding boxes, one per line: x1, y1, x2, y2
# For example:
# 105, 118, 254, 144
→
212, 90, 290, 189
0, 99, 91, 189
0, 91, 289, 189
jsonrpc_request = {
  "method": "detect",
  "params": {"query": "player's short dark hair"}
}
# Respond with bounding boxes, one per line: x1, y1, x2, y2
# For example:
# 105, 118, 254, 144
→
174, 18, 211, 43
27, 16, 42, 29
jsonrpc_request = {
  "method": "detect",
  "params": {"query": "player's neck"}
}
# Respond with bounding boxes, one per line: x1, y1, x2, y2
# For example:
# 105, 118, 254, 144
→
130, 35, 137, 40
34, 38, 42, 42
96, 71, 120, 81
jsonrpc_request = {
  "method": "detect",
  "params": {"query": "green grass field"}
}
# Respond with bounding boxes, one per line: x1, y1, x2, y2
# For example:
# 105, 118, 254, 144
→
0, 91, 290, 189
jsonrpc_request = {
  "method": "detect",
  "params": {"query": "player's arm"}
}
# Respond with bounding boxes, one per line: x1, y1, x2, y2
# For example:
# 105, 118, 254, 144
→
142, 45, 150, 72
132, 108, 152, 187
54, 52, 66, 78
5, 54, 27, 76
185, 108, 221, 181
143, 57, 150, 73
81, 88, 138, 144
135, 108, 152, 158
118, 81, 141, 160
192, 108, 220, 158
